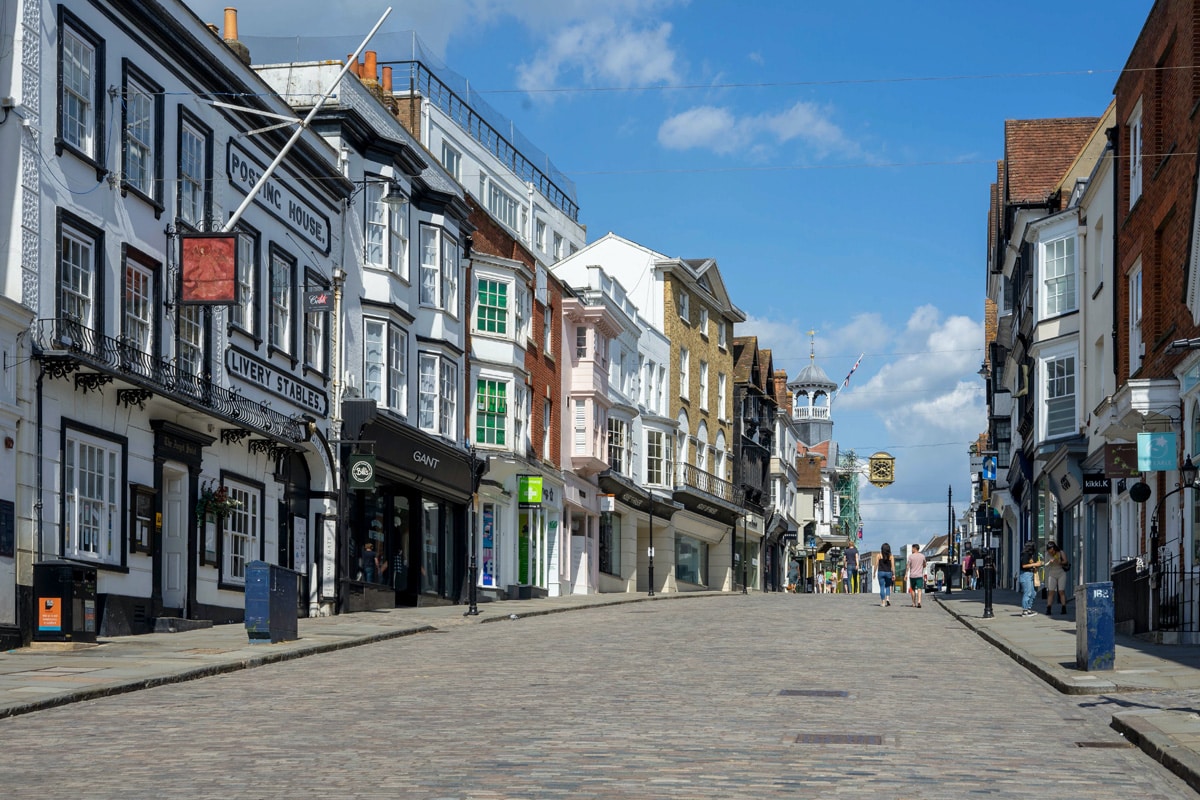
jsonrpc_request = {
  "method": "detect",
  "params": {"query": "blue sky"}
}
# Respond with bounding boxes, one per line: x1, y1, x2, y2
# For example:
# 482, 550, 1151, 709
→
185, 0, 1154, 552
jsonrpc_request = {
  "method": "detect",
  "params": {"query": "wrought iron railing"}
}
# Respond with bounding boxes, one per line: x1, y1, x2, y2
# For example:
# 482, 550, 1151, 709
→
402, 61, 579, 222
675, 461, 737, 505
33, 318, 305, 442
1153, 551, 1200, 634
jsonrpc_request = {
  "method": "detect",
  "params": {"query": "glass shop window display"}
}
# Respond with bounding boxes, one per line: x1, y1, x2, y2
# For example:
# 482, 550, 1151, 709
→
359, 497, 390, 585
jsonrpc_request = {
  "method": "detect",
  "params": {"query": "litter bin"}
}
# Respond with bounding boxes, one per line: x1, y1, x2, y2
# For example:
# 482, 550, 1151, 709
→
33, 560, 98, 643
1076, 581, 1115, 671
245, 561, 298, 643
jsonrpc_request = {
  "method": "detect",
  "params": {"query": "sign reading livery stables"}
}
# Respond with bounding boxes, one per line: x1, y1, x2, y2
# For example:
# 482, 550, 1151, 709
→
226, 346, 328, 416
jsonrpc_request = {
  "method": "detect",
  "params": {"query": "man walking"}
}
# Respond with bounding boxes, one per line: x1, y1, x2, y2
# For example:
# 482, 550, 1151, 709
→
907, 544, 927, 608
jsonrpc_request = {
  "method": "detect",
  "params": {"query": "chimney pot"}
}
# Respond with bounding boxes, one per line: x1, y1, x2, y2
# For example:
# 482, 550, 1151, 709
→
382, 66, 393, 93
223, 7, 238, 41
364, 50, 377, 83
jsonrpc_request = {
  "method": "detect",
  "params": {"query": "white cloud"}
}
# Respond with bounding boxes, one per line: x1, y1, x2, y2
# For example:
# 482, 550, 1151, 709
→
658, 100, 855, 158
516, 19, 680, 93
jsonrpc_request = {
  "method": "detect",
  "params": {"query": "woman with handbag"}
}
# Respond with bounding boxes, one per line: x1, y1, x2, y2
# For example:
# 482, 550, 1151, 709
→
1044, 541, 1070, 615
1018, 542, 1044, 617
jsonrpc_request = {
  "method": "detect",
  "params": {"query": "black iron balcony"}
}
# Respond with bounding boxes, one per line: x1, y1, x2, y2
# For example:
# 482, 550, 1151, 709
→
33, 318, 305, 442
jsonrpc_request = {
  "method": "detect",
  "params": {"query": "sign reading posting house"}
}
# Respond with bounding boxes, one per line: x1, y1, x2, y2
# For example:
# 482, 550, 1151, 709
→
226, 140, 331, 255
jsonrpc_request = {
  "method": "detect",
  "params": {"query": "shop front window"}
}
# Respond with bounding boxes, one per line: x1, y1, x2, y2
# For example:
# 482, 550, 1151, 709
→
675, 534, 708, 585
599, 512, 621, 575
422, 499, 441, 594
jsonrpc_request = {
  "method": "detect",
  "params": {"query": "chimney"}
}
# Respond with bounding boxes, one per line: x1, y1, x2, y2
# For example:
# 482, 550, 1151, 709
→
382, 66, 392, 93
363, 50, 378, 86
222, 7, 251, 66
346, 54, 359, 78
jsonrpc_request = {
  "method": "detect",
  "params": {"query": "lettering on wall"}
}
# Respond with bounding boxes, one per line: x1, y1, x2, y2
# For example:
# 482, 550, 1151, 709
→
226, 140, 331, 255
226, 346, 329, 416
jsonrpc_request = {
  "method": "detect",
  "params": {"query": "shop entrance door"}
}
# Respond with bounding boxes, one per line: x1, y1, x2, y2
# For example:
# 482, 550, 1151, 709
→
161, 465, 188, 612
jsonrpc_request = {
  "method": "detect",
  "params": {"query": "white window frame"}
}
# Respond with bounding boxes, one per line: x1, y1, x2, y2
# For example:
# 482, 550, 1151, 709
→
60, 220, 97, 328
699, 307, 709, 338
543, 303, 553, 353
574, 398, 587, 455
1040, 233, 1076, 318
419, 353, 457, 436
364, 319, 408, 414
553, 233, 563, 262
420, 225, 459, 312
680, 347, 690, 400
179, 119, 206, 228
536, 219, 547, 252
542, 398, 552, 461
678, 290, 690, 322
221, 477, 261, 586
1129, 100, 1143, 207
122, 66, 159, 200
269, 248, 293, 354
60, 16, 101, 160
1129, 261, 1143, 377
441, 142, 461, 181
122, 257, 154, 361
718, 372, 728, 421
646, 429, 668, 486
699, 360, 709, 411
1041, 346, 1077, 440
718, 321, 727, 349
305, 277, 328, 375
607, 416, 629, 474
63, 428, 123, 565
178, 305, 205, 390
232, 226, 258, 334
488, 183, 520, 232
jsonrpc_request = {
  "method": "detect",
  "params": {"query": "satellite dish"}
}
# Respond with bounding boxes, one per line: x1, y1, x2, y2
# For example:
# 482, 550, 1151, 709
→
1129, 481, 1152, 503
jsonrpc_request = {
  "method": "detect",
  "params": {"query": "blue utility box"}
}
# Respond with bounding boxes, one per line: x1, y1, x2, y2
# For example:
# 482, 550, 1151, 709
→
245, 561, 298, 643
1076, 581, 1115, 671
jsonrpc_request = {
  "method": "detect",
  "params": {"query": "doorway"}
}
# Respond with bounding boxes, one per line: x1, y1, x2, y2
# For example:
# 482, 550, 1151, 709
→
161, 465, 188, 613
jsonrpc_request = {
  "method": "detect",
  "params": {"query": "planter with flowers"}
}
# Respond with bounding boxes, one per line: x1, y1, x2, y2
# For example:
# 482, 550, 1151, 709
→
196, 482, 241, 527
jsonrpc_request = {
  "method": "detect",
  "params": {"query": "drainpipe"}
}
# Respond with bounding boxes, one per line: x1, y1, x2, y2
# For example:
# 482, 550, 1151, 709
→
35, 365, 43, 561
1107, 125, 1120, 383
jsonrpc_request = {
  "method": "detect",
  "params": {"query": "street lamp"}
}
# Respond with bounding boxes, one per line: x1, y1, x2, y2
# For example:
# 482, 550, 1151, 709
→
1145, 455, 1200, 566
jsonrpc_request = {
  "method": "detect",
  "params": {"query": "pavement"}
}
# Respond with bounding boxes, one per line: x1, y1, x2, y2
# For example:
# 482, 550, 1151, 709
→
5, 586, 1200, 792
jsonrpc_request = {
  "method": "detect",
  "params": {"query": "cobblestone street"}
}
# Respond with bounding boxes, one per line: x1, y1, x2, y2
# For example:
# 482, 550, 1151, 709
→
1, 593, 1195, 799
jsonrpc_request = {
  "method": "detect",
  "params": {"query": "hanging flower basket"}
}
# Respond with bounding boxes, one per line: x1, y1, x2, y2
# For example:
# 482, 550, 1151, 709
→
196, 483, 241, 526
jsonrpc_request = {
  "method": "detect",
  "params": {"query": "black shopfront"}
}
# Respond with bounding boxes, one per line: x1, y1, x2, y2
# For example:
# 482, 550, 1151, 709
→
341, 401, 473, 610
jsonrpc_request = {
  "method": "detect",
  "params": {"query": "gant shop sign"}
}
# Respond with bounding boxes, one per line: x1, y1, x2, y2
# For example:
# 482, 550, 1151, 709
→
226, 346, 328, 416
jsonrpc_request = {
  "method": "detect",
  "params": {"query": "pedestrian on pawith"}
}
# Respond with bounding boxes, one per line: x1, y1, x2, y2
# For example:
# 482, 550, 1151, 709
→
1043, 541, 1069, 615
907, 544, 927, 608
1018, 541, 1044, 617
875, 543, 895, 607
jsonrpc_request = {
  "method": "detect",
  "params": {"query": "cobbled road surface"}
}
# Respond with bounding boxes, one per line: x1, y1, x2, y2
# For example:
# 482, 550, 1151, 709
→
1, 593, 1194, 799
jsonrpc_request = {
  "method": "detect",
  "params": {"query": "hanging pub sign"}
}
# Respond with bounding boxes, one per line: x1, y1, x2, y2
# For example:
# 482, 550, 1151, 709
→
518, 475, 544, 508
1137, 431, 1177, 472
867, 451, 895, 488
306, 288, 332, 312
348, 454, 376, 491
1104, 442, 1140, 478
180, 233, 238, 304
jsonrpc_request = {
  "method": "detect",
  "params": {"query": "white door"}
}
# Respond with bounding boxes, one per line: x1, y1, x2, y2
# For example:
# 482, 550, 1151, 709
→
162, 467, 187, 611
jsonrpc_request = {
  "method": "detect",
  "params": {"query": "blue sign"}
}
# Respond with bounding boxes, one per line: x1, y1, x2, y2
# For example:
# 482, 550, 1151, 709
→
1138, 432, 1177, 472
982, 456, 997, 481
